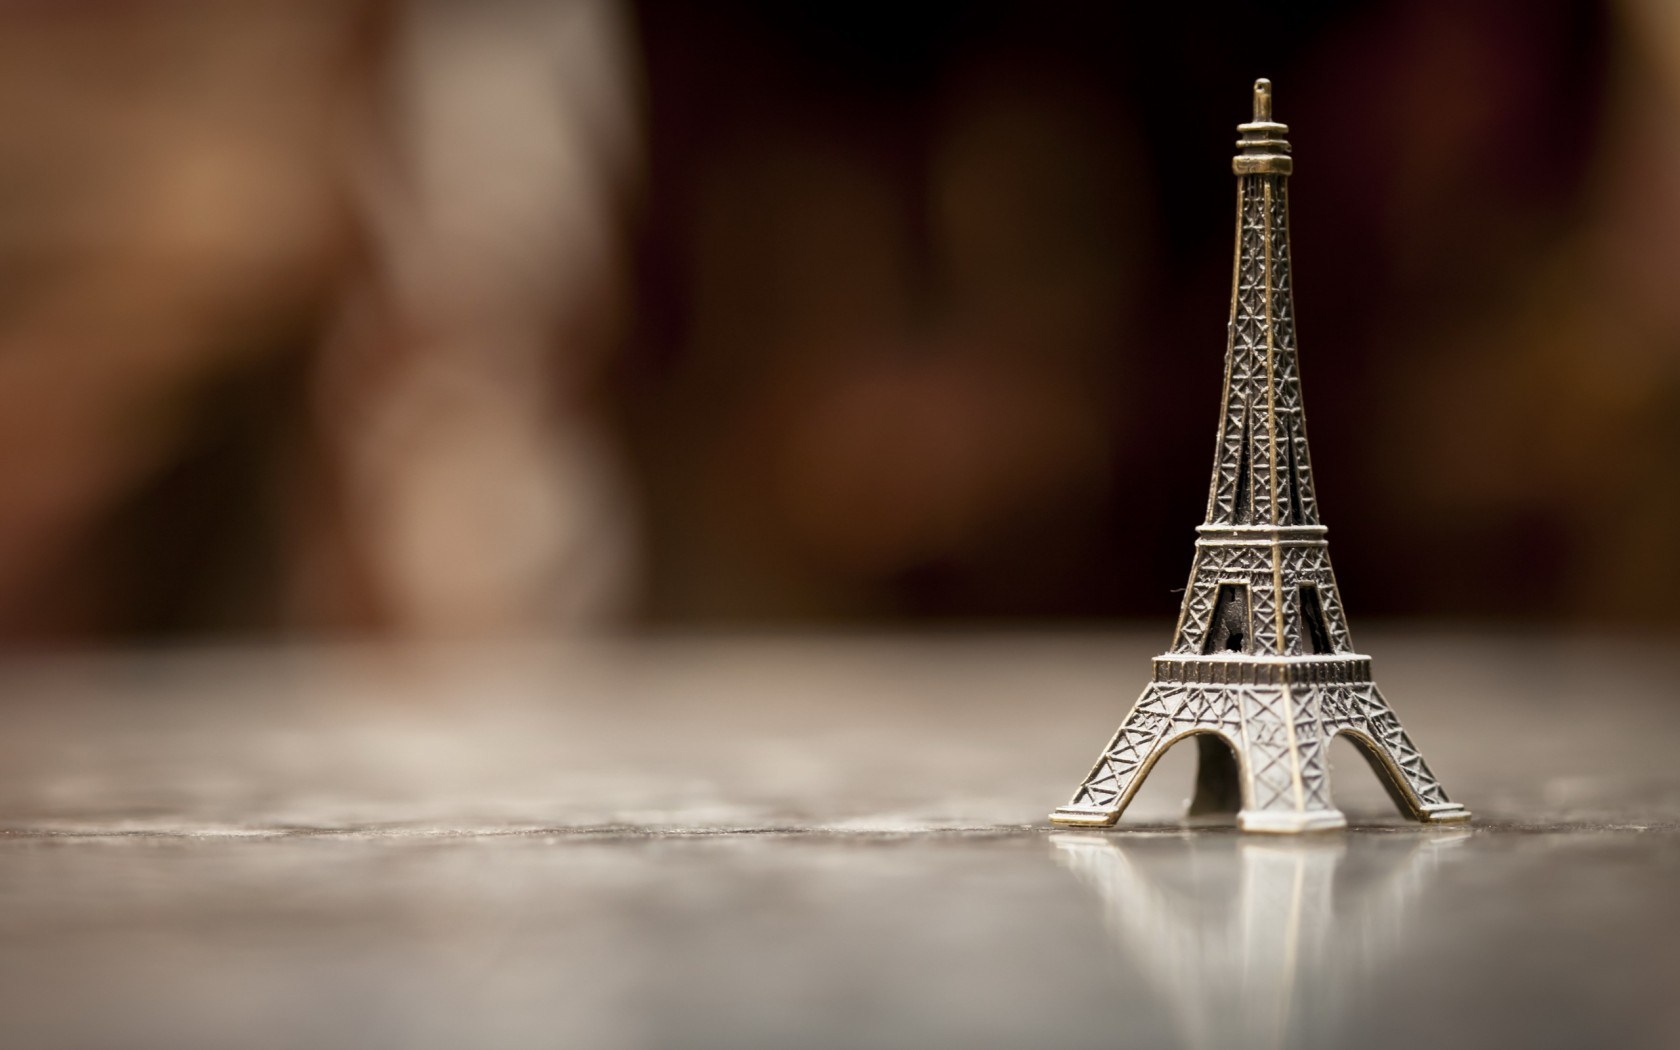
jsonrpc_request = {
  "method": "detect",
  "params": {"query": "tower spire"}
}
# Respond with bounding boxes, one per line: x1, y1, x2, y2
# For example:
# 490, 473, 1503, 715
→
1234, 77, 1291, 174
1050, 80, 1469, 833
1208, 77, 1314, 542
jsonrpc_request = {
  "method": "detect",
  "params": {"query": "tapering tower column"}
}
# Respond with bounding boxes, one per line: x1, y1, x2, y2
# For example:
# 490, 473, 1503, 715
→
1178, 79, 1337, 664
1050, 80, 1469, 833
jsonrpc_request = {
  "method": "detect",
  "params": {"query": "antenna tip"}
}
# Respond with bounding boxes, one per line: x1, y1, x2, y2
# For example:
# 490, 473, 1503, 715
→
1253, 79, 1273, 122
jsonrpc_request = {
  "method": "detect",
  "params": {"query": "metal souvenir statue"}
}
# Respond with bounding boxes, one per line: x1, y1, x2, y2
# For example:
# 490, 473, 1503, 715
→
1051, 80, 1469, 832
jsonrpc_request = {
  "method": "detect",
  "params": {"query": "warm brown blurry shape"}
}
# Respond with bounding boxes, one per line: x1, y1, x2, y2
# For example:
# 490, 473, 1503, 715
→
299, 0, 642, 635
0, 4, 357, 637
0, 0, 643, 639
0, 1, 1674, 639
1365, 0, 1680, 621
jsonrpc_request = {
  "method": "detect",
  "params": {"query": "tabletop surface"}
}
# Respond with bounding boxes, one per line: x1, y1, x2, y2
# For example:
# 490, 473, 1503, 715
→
1, 630, 1677, 1049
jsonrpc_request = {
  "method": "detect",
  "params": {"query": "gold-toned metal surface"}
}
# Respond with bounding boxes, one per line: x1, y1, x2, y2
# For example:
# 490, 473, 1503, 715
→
1050, 81, 1469, 833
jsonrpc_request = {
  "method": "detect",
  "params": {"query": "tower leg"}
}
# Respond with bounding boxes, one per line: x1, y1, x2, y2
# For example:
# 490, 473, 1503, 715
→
1330, 686, 1470, 824
1051, 686, 1174, 827
1232, 702, 1347, 833
1051, 682, 1469, 830
1052, 682, 1350, 832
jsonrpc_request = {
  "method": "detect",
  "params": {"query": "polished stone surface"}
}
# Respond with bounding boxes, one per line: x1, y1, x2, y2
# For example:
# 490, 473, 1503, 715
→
0, 632, 1676, 1048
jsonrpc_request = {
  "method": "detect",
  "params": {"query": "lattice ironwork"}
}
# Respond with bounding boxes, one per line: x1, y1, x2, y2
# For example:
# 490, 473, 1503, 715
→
1051, 80, 1469, 833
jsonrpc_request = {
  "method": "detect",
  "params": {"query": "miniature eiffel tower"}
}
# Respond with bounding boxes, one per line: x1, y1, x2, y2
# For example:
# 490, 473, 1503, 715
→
1051, 80, 1469, 833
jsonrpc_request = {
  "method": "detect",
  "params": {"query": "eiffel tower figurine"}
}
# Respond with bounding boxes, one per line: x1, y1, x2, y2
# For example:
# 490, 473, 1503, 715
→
1051, 79, 1469, 833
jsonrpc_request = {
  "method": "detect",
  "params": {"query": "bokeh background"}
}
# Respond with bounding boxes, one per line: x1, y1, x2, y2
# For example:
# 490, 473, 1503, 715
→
0, 0, 1672, 641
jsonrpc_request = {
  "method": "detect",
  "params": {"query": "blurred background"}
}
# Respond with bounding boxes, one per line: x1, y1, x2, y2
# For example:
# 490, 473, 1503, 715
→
0, 0, 1671, 642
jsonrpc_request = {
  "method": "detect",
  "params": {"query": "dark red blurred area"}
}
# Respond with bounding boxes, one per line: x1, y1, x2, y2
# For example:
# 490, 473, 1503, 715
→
0, 0, 1674, 640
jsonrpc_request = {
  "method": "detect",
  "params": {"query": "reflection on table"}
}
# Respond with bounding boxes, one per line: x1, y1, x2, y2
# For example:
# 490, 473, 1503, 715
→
1055, 829, 1469, 1050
